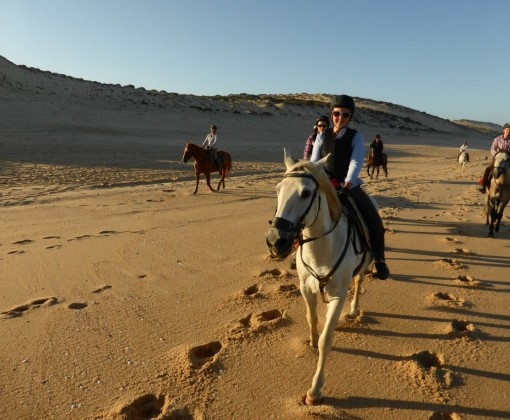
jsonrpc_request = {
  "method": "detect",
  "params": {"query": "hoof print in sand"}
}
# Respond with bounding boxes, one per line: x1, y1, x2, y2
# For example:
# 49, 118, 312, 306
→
257, 268, 291, 279
454, 275, 488, 289
67, 302, 88, 310
114, 393, 172, 419
433, 258, 465, 271
188, 341, 222, 370
426, 292, 470, 308
230, 309, 285, 338
441, 237, 462, 245
276, 283, 299, 296
447, 319, 480, 340
242, 284, 263, 299
400, 350, 460, 402
1, 297, 58, 318
452, 247, 472, 256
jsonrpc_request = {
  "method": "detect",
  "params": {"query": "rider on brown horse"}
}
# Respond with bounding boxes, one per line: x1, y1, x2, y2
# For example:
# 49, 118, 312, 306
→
370, 134, 384, 165
202, 125, 223, 169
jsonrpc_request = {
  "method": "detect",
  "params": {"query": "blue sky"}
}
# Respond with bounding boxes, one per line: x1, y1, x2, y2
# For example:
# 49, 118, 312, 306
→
2, 0, 508, 125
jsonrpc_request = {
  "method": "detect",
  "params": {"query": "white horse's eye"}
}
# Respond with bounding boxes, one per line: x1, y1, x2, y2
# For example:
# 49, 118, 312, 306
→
301, 189, 312, 199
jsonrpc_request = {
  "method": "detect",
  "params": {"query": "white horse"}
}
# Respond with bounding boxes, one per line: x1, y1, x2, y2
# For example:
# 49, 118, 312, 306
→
458, 150, 469, 172
265, 150, 373, 405
484, 151, 510, 236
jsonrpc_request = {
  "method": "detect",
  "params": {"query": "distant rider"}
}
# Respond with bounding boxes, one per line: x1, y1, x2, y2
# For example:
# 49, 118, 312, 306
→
458, 141, 469, 162
478, 123, 510, 193
202, 125, 222, 168
370, 134, 384, 165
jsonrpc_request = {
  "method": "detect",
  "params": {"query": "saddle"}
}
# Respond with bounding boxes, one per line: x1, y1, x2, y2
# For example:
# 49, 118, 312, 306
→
337, 191, 371, 251
337, 191, 372, 276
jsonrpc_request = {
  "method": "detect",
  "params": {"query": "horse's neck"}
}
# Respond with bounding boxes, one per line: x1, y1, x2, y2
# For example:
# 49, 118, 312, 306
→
302, 200, 343, 244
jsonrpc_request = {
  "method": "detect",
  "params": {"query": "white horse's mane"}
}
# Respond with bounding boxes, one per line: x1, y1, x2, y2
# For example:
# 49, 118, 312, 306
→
285, 160, 342, 221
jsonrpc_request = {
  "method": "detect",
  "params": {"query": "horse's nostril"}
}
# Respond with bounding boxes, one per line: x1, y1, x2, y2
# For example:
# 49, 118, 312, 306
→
275, 238, 291, 250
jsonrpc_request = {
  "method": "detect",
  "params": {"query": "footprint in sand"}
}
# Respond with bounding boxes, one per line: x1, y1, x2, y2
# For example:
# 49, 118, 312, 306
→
257, 268, 291, 280
188, 341, 223, 370
433, 258, 466, 271
426, 292, 471, 308
45, 244, 62, 250
7, 250, 25, 255
43, 236, 61, 240
452, 247, 473, 256
108, 393, 174, 419
446, 319, 480, 340
227, 309, 286, 338
399, 350, 461, 402
453, 275, 489, 289
1, 297, 58, 318
441, 237, 462, 245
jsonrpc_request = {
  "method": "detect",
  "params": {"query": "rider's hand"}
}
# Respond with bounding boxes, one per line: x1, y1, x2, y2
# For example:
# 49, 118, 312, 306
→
343, 181, 352, 190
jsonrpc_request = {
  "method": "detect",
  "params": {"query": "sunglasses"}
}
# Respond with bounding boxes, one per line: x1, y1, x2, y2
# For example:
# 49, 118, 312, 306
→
317, 124, 328, 128
332, 111, 351, 118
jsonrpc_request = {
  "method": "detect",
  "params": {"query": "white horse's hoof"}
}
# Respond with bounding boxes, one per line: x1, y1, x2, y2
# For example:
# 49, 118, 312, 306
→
302, 392, 324, 406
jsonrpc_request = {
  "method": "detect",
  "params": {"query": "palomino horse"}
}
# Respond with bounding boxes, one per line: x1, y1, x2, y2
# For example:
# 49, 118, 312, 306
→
366, 148, 388, 179
458, 150, 469, 172
181, 142, 232, 194
484, 151, 510, 236
265, 150, 372, 405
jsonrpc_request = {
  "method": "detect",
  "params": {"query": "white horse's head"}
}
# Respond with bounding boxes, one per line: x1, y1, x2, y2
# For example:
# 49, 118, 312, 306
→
265, 149, 340, 258
492, 151, 510, 180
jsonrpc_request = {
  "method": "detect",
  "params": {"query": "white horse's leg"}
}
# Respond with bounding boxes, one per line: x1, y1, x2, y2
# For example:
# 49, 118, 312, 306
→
305, 297, 344, 405
348, 274, 363, 317
300, 284, 318, 347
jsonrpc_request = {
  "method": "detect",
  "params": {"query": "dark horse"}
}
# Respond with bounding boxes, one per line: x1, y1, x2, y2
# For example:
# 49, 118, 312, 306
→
367, 148, 388, 179
182, 142, 232, 194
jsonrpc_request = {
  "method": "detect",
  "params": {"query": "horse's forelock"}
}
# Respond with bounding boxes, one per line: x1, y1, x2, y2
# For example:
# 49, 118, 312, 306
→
285, 161, 341, 220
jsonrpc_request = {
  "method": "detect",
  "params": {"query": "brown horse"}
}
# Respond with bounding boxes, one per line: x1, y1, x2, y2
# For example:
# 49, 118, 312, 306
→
182, 142, 232, 194
367, 148, 388, 179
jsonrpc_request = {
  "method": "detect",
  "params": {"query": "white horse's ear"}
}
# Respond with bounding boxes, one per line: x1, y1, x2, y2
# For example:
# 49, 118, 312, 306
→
315, 153, 332, 170
284, 148, 296, 170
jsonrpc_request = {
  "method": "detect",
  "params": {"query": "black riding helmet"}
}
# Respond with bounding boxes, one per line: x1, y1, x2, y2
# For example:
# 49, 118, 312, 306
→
330, 95, 355, 114
315, 115, 330, 127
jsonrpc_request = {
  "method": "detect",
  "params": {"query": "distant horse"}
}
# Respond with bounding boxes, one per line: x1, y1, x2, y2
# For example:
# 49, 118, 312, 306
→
484, 151, 510, 236
367, 148, 388, 179
458, 150, 469, 172
181, 142, 232, 194
265, 150, 372, 406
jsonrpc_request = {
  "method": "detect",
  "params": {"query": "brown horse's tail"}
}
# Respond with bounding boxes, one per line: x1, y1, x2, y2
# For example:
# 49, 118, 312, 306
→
220, 152, 232, 176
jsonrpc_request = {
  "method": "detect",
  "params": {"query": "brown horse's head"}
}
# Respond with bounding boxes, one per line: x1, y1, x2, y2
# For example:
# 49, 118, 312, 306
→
182, 142, 192, 163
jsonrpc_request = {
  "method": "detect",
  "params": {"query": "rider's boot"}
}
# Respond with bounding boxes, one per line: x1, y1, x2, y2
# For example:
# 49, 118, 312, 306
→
372, 235, 390, 280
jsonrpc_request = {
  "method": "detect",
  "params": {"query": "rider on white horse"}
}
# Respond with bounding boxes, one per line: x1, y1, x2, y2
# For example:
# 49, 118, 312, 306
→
458, 141, 469, 162
310, 95, 390, 280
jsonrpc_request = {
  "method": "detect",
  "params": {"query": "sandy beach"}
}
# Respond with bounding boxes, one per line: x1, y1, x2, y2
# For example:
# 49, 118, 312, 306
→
1, 56, 509, 419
